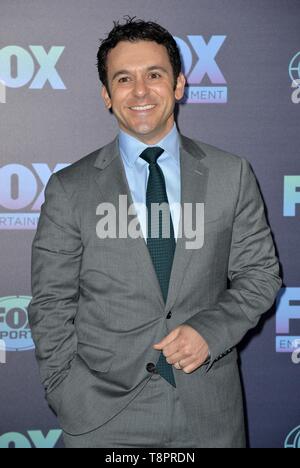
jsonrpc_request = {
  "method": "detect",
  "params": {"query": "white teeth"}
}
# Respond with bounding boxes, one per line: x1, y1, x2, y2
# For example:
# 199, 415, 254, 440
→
130, 105, 155, 111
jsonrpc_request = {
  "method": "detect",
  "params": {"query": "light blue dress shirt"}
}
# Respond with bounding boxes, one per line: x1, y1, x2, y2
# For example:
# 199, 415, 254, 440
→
118, 123, 181, 242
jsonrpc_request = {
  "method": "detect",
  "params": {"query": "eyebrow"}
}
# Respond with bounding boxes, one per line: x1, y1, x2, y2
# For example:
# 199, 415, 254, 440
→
112, 66, 169, 82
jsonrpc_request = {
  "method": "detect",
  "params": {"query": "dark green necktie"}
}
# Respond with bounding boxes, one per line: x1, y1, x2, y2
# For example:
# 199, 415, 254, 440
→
139, 146, 176, 387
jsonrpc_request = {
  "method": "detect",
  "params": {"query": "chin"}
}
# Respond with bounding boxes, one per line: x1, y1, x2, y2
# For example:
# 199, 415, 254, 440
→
131, 125, 156, 135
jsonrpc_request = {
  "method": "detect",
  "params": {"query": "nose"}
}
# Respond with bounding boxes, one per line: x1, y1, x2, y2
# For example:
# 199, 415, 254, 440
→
133, 76, 148, 97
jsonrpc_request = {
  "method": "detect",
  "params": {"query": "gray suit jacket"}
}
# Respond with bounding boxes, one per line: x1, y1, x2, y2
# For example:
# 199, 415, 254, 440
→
28, 134, 281, 447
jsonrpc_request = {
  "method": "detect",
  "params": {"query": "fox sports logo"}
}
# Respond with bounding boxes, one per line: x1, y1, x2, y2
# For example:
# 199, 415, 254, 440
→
0, 296, 34, 351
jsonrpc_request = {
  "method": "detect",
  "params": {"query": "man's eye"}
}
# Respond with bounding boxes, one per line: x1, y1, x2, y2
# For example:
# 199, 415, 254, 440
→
149, 73, 161, 79
119, 77, 130, 83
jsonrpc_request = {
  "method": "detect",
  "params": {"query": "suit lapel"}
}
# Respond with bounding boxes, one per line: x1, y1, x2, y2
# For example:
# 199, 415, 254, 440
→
165, 135, 209, 312
93, 134, 209, 313
93, 137, 165, 310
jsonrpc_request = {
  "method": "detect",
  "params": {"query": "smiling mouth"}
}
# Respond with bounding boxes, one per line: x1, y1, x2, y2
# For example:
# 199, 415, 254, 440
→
129, 105, 156, 111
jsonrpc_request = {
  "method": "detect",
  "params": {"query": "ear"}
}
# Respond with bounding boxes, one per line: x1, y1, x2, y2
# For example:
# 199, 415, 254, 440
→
101, 85, 112, 109
175, 72, 186, 101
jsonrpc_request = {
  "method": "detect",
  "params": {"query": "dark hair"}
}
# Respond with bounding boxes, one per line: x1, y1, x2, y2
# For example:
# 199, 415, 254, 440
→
97, 16, 182, 96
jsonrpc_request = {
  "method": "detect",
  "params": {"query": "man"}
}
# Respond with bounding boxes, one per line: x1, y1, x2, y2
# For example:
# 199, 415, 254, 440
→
28, 17, 281, 448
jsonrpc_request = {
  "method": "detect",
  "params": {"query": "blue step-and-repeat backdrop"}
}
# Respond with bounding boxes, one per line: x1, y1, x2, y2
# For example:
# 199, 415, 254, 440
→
0, 0, 299, 448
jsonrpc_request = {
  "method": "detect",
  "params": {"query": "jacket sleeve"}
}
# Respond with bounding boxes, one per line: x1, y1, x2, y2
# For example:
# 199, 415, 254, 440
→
28, 172, 83, 414
184, 158, 282, 370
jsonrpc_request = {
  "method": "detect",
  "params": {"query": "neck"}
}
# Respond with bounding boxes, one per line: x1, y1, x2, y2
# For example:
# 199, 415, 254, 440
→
120, 119, 175, 146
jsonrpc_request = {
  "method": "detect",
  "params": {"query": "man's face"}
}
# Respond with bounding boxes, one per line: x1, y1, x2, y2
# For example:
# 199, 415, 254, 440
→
101, 40, 186, 145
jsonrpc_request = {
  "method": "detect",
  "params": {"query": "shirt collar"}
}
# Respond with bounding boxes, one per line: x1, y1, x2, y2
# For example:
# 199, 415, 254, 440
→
118, 123, 180, 167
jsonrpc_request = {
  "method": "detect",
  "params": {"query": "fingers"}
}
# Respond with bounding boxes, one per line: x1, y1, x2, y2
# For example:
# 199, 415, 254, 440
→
165, 351, 183, 365
163, 342, 181, 358
172, 357, 197, 373
166, 351, 195, 369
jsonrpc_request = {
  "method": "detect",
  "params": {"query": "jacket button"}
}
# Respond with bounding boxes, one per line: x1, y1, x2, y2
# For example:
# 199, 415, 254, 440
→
146, 362, 157, 373
166, 311, 172, 319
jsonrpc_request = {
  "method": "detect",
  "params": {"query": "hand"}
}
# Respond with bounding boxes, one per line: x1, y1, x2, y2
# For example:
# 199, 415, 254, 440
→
153, 324, 209, 373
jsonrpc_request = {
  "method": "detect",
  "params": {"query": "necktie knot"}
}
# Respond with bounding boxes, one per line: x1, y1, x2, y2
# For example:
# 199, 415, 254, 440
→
139, 146, 164, 166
